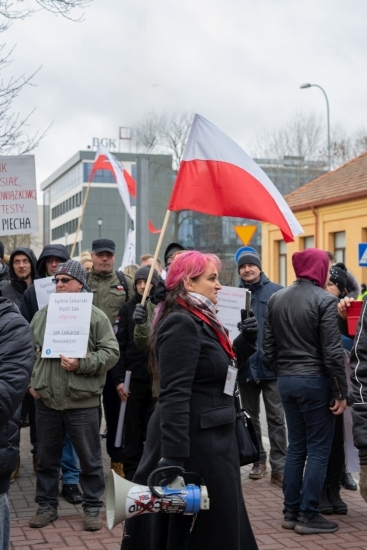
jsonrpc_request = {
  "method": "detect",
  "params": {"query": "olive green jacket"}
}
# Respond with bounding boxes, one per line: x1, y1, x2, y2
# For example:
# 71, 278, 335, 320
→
133, 299, 156, 351
87, 269, 134, 326
30, 304, 120, 410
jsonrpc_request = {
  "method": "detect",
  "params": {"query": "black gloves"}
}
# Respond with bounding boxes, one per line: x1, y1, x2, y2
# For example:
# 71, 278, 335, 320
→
158, 457, 184, 486
133, 304, 148, 326
237, 309, 258, 345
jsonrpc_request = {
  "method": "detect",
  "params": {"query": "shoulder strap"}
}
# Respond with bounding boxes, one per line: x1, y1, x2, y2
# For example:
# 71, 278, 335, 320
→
115, 270, 129, 301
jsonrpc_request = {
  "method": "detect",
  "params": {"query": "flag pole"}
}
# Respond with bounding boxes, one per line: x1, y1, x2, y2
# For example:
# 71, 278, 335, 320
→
141, 209, 171, 307
71, 179, 93, 258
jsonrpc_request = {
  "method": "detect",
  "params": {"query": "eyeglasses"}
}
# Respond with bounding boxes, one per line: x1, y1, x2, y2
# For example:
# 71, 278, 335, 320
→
52, 277, 74, 285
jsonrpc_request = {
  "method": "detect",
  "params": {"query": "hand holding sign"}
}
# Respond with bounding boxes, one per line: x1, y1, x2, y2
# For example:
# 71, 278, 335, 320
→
60, 355, 79, 371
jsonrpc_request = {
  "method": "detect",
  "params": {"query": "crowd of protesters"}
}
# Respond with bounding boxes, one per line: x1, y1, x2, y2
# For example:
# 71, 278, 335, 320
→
0, 236, 367, 549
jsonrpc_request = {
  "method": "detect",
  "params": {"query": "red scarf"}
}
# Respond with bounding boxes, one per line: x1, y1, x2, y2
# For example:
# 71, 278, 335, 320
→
177, 297, 235, 360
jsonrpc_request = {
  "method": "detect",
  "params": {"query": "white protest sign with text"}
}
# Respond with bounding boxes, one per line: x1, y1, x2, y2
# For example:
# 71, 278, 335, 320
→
0, 155, 38, 236
34, 277, 56, 310
42, 293, 93, 358
217, 286, 251, 342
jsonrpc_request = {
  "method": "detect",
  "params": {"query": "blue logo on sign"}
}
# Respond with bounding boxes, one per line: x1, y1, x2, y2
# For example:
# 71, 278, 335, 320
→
358, 243, 367, 267
46, 349, 51, 355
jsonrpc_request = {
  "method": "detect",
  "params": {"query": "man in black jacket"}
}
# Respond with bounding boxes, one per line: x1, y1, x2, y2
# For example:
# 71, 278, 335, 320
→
111, 266, 159, 480
0, 294, 33, 549
236, 250, 286, 487
1, 246, 37, 308
263, 248, 348, 535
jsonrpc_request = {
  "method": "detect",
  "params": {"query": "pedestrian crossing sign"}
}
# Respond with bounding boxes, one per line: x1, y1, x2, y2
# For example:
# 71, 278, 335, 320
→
359, 243, 367, 266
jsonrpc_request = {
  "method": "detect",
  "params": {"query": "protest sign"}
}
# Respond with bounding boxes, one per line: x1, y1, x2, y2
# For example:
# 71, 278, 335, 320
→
42, 293, 93, 358
0, 155, 38, 236
217, 286, 250, 342
34, 277, 56, 310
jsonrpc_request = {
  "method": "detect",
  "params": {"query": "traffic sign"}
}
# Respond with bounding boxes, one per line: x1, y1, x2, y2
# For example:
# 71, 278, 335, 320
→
234, 246, 257, 264
359, 243, 367, 266
234, 225, 257, 246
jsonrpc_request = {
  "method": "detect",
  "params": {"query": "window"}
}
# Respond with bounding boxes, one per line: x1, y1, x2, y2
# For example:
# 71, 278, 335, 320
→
334, 231, 346, 263
303, 236, 314, 249
51, 192, 82, 221
278, 241, 287, 287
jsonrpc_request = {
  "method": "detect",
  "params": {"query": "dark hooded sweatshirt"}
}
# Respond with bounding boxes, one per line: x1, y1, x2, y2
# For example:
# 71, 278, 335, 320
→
263, 248, 348, 400
1, 247, 37, 308
20, 244, 70, 323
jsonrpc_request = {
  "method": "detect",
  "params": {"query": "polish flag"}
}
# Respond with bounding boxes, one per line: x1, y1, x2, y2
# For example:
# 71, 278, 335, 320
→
168, 114, 304, 242
90, 146, 161, 233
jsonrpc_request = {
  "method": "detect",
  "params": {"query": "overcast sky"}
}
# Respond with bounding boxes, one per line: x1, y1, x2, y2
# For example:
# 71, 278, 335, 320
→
6, 0, 367, 196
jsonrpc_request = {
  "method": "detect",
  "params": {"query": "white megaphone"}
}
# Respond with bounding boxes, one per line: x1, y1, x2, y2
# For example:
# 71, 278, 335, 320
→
106, 468, 210, 530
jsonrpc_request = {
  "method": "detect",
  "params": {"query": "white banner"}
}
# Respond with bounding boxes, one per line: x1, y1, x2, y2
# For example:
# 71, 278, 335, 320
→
119, 229, 136, 271
34, 277, 56, 310
42, 293, 93, 358
217, 286, 251, 342
0, 155, 38, 236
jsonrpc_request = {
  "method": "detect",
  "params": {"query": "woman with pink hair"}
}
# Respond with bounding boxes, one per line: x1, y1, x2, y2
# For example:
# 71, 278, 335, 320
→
121, 251, 259, 550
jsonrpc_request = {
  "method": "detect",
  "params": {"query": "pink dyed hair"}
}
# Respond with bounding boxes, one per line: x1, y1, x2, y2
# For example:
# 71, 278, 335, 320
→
165, 250, 221, 290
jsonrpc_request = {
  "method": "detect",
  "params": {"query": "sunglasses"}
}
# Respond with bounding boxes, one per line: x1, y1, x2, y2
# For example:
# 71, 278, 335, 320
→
52, 277, 74, 285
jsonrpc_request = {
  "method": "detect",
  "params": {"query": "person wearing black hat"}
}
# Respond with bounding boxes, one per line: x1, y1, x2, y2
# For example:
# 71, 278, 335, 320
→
88, 238, 134, 478
111, 266, 159, 481
236, 249, 287, 488
163, 241, 187, 267
327, 263, 348, 298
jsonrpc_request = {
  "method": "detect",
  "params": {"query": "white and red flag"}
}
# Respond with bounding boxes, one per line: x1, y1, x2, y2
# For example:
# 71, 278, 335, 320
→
168, 114, 303, 242
90, 145, 161, 233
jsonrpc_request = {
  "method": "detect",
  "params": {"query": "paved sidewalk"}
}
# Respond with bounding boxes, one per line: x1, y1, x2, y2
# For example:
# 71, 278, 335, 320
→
9, 425, 367, 549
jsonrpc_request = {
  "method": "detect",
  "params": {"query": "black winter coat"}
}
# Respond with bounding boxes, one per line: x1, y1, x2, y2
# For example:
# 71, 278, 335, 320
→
111, 292, 149, 386
20, 244, 70, 322
1, 247, 37, 308
122, 306, 258, 550
263, 279, 348, 400
238, 272, 282, 382
346, 297, 367, 449
0, 297, 34, 493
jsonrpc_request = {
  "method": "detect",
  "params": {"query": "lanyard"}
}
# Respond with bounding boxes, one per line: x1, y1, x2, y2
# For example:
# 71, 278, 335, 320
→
177, 297, 236, 360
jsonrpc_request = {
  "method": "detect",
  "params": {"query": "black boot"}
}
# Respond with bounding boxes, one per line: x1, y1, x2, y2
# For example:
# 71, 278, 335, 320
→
327, 482, 347, 514
319, 484, 333, 515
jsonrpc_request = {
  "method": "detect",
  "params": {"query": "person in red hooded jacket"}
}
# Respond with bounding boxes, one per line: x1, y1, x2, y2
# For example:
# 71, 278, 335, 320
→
263, 248, 348, 536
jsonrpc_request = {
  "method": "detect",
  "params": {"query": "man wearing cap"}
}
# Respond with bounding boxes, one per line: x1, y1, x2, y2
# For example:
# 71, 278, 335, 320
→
87, 239, 133, 478
20, 244, 83, 506
111, 266, 159, 480
236, 249, 287, 487
28, 260, 119, 531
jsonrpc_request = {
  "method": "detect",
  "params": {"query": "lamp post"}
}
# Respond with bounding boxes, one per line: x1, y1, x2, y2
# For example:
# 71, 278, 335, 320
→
300, 83, 331, 172
64, 231, 69, 248
97, 216, 103, 239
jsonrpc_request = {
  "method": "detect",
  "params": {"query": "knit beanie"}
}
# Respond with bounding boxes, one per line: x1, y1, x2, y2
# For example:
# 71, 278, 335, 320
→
329, 262, 348, 294
55, 260, 86, 285
134, 266, 159, 288
237, 251, 262, 273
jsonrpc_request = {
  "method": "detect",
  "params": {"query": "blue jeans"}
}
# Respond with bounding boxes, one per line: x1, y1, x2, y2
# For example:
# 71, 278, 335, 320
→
61, 433, 81, 485
35, 400, 104, 510
0, 492, 10, 550
278, 375, 335, 517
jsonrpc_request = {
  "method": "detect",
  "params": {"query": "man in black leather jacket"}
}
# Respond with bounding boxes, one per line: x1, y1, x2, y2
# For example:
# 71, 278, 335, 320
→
0, 293, 33, 549
263, 248, 348, 536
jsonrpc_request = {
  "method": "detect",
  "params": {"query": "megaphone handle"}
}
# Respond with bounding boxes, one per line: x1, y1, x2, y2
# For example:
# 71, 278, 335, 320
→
147, 465, 185, 497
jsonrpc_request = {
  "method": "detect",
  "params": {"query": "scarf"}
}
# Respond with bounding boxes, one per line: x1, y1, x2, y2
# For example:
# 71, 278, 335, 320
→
177, 294, 235, 360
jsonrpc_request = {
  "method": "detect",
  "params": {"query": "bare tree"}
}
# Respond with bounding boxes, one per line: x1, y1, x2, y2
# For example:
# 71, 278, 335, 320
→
0, 0, 91, 155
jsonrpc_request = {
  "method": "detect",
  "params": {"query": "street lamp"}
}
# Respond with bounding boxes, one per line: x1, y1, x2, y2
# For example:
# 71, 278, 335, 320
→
300, 83, 331, 172
97, 217, 103, 239
64, 231, 69, 248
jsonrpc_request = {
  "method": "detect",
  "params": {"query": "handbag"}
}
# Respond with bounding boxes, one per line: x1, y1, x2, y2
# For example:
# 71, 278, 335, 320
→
235, 385, 260, 467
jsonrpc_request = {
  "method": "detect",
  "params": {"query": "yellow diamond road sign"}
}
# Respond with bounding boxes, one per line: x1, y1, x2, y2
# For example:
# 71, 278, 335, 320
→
234, 225, 257, 246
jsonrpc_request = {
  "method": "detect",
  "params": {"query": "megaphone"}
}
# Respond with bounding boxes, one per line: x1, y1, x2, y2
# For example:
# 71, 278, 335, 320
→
106, 466, 210, 530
